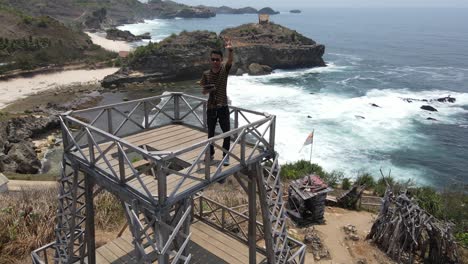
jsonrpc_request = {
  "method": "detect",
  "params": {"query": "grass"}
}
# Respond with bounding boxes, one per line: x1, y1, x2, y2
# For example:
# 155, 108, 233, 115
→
0, 188, 56, 263
0, 186, 125, 263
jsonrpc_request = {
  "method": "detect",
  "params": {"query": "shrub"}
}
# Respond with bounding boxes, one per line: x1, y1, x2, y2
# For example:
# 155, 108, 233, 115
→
374, 176, 395, 196
322, 170, 344, 188
341, 178, 351, 190
355, 172, 376, 188
408, 186, 442, 217
280, 160, 325, 180
455, 233, 468, 248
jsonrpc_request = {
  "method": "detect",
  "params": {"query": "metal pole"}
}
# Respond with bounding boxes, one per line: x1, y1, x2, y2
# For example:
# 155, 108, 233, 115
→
174, 94, 180, 123
248, 167, 257, 264
107, 108, 113, 134
144, 101, 149, 129
255, 162, 275, 264
269, 116, 276, 152
309, 129, 314, 163
84, 175, 96, 264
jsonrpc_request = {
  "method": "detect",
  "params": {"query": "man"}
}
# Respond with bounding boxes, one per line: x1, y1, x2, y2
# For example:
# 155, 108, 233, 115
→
199, 37, 233, 166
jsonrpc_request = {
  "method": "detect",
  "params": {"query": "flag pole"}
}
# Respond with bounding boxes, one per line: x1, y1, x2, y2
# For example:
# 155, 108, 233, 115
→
309, 129, 314, 163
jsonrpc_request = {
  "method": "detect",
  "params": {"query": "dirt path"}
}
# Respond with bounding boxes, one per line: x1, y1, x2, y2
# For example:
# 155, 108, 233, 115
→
7, 180, 57, 192
314, 207, 394, 264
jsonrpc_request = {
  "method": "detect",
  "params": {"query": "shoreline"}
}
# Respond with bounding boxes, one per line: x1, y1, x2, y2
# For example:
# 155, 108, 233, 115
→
86, 32, 134, 52
0, 68, 119, 110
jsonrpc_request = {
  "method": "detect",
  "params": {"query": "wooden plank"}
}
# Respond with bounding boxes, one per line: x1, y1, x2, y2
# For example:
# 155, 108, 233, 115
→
190, 232, 245, 264
192, 223, 251, 259
106, 240, 133, 263
152, 133, 206, 152
122, 125, 180, 142
191, 222, 264, 263
125, 126, 195, 146
91, 221, 264, 264
94, 251, 111, 264
96, 245, 120, 263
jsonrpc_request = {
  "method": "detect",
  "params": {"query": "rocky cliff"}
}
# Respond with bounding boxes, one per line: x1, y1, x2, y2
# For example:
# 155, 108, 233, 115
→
102, 22, 325, 87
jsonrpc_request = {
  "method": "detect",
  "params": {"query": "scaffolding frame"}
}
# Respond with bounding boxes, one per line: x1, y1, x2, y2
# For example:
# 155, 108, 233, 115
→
32, 92, 305, 264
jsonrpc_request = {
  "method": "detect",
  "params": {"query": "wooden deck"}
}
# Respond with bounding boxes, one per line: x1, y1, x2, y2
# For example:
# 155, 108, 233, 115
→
78, 124, 259, 201
87, 221, 265, 264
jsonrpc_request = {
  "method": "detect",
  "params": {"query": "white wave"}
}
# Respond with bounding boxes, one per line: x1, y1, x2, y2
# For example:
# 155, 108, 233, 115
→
227, 72, 468, 184
388, 65, 468, 82
337, 75, 381, 85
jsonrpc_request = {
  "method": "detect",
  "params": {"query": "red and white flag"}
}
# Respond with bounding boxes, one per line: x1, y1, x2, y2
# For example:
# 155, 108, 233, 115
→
303, 131, 314, 146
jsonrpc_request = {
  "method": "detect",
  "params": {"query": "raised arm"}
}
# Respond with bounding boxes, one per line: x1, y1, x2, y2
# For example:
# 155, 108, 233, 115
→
224, 37, 233, 66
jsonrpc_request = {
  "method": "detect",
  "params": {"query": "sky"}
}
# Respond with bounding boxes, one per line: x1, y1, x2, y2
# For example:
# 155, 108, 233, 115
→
158, 0, 468, 8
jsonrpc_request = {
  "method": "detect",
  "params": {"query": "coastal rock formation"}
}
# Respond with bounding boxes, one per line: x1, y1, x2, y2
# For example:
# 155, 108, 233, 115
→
290, 9, 302, 13
83, 8, 108, 30
106, 28, 150, 42
102, 23, 325, 87
248, 63, 272, 75
6, 141, 41, 174
401, 96, 456, 104
436, 96, 456, 103
258, 7, 280, 15
0, 114, 60, 174
158, 7, 215, 19
421, 105, 438, 112
203, 6, 258, 14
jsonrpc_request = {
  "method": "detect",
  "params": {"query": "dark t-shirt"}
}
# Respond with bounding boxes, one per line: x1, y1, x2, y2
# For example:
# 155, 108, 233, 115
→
200, 63, 232, 109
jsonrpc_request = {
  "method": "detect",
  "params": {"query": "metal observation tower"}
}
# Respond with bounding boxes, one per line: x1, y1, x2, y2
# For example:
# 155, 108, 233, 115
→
32, 92, 306, 264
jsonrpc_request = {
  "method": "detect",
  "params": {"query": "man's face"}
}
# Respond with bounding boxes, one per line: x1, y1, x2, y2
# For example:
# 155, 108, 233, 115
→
210, 54, 222, 69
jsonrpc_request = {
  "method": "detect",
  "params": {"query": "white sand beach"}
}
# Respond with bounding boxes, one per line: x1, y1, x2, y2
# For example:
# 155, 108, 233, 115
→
0, 68, 119, 109
86, 32, 133, 52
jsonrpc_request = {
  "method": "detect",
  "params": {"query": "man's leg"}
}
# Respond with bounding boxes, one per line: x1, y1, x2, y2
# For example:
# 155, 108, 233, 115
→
218, 106, 231, 158
207, 108, 217, 158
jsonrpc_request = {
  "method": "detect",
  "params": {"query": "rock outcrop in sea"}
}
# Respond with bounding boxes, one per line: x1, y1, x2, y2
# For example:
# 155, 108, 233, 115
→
258, 7, 280, 15
102, 22, 325, 87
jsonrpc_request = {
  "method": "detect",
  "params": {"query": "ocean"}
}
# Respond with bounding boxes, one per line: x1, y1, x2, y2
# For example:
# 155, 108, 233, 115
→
118, 8, 468, 187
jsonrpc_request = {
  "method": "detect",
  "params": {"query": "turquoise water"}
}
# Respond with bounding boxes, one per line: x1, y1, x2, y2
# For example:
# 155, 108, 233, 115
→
119, 8, 468, 187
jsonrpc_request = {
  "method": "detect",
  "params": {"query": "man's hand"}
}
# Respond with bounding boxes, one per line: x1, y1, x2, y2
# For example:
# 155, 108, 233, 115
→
224, 36, 234, 66
224, 36, 233, 50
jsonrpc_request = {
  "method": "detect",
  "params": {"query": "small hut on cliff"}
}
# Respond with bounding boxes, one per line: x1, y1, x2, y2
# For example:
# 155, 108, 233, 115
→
258, 14, 270, 24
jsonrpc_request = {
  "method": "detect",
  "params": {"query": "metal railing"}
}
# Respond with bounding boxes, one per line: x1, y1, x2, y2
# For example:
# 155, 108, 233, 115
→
31, 242, 55, 264
193, 195, 306, 264
60, 92, 276, 206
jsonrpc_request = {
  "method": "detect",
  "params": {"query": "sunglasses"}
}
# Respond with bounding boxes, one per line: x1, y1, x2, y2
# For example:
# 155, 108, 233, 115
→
211, 58, 221, 62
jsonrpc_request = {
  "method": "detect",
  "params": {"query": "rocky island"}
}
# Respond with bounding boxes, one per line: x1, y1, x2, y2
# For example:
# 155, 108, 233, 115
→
200, 6, 280, 15
102, 22, 325, 87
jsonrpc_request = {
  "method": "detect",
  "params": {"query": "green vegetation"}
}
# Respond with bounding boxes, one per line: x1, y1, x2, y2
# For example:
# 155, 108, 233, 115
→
128, 41, 160, 62
0, 6, 117, 74
280, 160, 343, 187
278, 159, 467, 247
341, 177, 351, 190
355, 172, 376, 188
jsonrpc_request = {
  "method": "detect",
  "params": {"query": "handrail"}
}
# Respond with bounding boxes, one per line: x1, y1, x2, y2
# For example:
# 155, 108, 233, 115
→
71, 93, 174, 114
60, 92, 276, 208
31, 241, 55, 264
